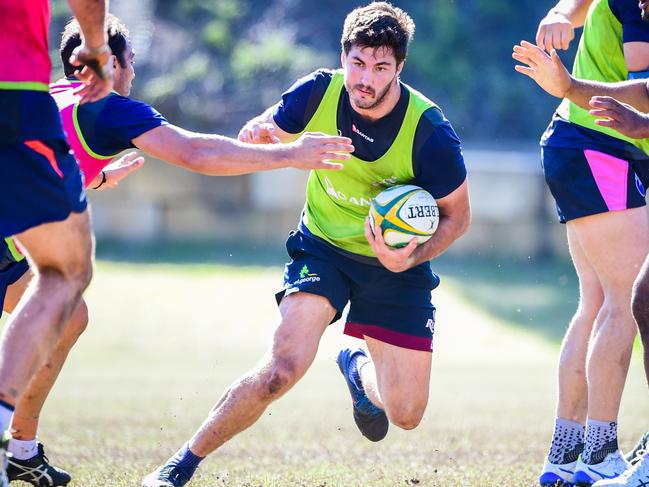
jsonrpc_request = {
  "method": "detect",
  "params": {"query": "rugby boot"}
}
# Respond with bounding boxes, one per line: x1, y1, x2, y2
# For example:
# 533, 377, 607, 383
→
539, 457, 577, 486
7, 442, 71, 486
336, 347, 388, 442
142, 464, 194, 487
574, 451, 630, 486
626, 431, 649, 466
593, 452, 649, 486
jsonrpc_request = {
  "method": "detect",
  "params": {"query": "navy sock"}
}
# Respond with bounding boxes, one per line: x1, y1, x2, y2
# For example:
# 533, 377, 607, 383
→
168, 444, 204, 473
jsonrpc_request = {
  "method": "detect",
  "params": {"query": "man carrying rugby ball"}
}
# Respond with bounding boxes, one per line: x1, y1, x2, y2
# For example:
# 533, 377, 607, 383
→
143, 3, 470, 484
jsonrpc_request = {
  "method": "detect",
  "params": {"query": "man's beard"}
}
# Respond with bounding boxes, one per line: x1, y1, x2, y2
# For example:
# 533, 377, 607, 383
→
350, 75, 397, 111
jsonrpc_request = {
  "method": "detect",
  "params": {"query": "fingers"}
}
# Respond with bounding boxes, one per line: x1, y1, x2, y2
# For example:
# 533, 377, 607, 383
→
589, 96, 620, 109
514, 65, 535, 78
364, 217, 376, 244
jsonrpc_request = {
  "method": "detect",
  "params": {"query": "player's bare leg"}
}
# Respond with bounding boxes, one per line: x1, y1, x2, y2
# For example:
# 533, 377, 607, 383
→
555, 226, 604, 426
360, 337, 431, 430
0, 211, 93, 411
544, 207, 649, 486
142, 292, 334, 487
3, 270, 89, 442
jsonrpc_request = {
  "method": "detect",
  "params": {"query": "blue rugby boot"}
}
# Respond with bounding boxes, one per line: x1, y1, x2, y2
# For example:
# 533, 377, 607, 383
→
336, 347, 388, 442
539, 457, 577, 486
7, 442, 71, 486
142, 464, 194, 487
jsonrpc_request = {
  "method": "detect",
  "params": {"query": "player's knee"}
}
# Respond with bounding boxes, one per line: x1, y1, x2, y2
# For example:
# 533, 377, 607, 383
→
385, 399, 427, 430
388, 406, 425, 430
262, 358, 299, 399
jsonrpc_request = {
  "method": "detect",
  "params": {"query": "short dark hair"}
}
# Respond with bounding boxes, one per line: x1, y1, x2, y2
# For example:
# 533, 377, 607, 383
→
341, 2, 415, 65
60, 14, 130, 77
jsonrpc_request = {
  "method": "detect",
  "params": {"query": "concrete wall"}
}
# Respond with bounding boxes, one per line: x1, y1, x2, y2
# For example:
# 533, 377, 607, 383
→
89, 147, 571, 257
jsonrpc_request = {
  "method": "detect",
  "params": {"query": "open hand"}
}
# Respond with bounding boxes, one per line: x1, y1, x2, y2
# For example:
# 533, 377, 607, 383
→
285, 132, 354, 171
590, 96, 649, 139
513, 41, 572, 98
364, 217, 417, 273
94, 152, 145, 190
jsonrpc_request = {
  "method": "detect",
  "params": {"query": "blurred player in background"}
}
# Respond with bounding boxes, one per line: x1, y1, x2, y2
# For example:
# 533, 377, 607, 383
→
0, 1, 112, 485
143, 2, 469, 486
514, 0, 649, 484
1, 15, 354, 487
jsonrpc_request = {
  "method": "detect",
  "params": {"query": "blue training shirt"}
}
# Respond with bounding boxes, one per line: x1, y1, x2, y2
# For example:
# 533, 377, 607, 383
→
272, 69, 467, 200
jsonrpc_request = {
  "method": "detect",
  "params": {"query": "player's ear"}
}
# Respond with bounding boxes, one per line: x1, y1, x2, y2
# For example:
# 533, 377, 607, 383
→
396, 61, 404, 76
341, 51, 346, 68
111, 55, 119, 70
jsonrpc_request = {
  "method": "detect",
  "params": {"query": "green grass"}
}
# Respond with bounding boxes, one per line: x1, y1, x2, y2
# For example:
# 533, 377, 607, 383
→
4, 260, 649, 486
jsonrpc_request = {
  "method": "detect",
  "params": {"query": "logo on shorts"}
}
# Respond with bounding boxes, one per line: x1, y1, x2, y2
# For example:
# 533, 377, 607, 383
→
292, 265, 321, 286
635, 173, 646, 197
425, 318, 435, 335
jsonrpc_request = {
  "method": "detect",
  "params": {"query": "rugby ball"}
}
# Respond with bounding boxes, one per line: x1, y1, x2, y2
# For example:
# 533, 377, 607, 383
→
369, 185, 439, 248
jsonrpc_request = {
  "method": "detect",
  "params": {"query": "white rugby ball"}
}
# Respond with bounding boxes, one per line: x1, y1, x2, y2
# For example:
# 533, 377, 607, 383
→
369, 184, 439, 248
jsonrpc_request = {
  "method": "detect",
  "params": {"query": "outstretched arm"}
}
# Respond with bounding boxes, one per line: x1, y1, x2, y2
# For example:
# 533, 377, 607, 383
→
536, 0, 594, 51
513, 41, 649, 112
66, 0, 112, 102
132, 124, 353, 176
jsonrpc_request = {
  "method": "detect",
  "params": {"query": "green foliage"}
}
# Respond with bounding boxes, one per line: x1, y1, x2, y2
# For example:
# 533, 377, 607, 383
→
47, 0, 579, 140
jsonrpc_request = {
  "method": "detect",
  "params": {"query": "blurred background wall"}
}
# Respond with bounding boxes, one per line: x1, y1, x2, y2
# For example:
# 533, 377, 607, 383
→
49, 0, 579, 258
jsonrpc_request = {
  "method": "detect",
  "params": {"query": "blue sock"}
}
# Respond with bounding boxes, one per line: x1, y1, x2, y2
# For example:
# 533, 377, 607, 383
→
0, 400, 14, 434
168, 444, 204, 473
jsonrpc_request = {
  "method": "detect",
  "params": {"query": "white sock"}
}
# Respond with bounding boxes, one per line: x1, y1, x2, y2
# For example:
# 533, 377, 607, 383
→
8, 438, 37, 460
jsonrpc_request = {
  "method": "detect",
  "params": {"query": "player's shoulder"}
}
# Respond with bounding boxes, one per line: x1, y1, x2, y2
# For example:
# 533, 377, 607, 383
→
290, 68, 336, 92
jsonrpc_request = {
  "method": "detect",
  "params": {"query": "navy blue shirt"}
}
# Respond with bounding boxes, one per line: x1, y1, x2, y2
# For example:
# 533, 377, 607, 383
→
76, 90, 168, 156
273, 69, 467, 200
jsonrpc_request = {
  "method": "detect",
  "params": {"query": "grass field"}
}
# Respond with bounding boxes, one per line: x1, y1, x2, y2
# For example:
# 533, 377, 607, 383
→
4, 257, 649, 486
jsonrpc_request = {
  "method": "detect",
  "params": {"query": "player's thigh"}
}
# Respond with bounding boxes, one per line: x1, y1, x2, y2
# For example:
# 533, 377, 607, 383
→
566, 224, 603, 308
274, 292, 336, 365
15, 210, 94, 279
366, 336, 432, 406
568, 207, 649, 295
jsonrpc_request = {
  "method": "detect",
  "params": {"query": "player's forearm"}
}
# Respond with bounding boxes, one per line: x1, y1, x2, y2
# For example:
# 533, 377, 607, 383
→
548, 0, 593, 28
566, 78, 649, 113
410, 211, 471, 267
67, 0, 108, 49
183, 134, 294, 176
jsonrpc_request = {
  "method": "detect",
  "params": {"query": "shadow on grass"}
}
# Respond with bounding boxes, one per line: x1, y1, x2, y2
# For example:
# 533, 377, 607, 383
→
97, 240, 578, 344
434, 254, 578, 344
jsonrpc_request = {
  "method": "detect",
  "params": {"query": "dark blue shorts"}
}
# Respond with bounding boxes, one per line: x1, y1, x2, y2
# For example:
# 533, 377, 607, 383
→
0, 260, 29, 321
542, 146, 649, 223
0, 136, 87, 238
276, 231, 440, 352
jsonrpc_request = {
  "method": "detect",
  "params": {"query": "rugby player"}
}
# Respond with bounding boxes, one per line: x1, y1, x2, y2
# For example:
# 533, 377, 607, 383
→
514, 7, 649, 483
0, 1, 111, 485
143, 2, 470, 486
513, 0, 649, 485
1, 15, 354, 487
